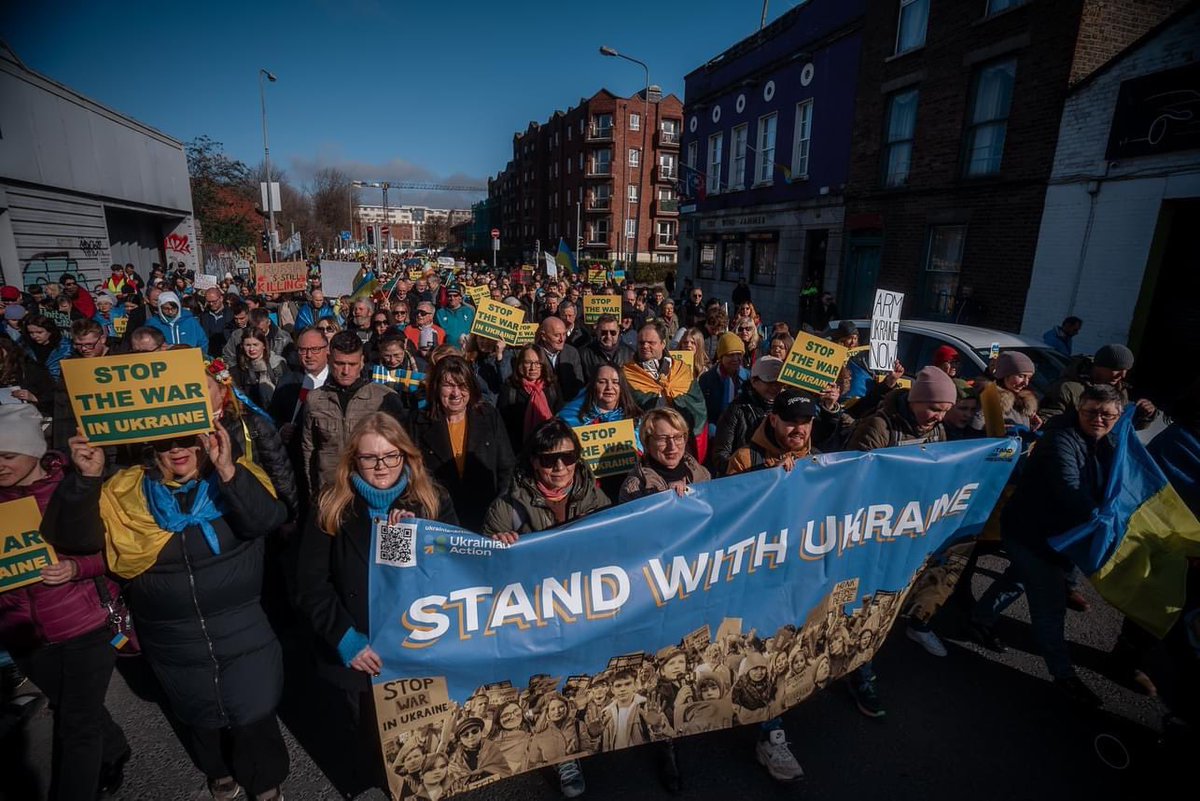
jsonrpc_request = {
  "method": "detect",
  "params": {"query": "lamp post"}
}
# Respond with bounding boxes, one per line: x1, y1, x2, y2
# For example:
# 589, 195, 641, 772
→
600, 46, 649, 273
353, 181, 392, 272
259, 69, 277, 263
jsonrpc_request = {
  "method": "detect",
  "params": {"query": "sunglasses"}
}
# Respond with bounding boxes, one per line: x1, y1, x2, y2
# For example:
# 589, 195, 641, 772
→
316, 325, 335, 331
534, 450, 580, 469
152, 436, 199, 452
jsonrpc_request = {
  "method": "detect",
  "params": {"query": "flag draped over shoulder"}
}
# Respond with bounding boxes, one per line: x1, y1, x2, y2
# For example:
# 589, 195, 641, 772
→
555, 238, 576, 276
1049, 409, 1200, 638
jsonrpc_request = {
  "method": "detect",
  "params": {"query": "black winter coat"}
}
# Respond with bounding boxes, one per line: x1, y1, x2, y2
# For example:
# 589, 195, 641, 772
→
409, 405, 515, 532
44, 466, 288, 729
497, 381, 563, 453
296, 484, 458, 692
226, 410, 300, 522
579, 341, 634, 385
710, 383, 773, 474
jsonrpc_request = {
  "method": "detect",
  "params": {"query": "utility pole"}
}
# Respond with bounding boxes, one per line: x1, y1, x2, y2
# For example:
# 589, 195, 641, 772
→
258, 69, 277, 263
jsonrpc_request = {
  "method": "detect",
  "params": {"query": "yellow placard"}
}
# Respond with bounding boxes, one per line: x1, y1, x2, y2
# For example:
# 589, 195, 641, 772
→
113, 317, 128, 336
669, 349, 694, 369
254, 260, 308, 294
409, 269, 425, 281
583, 295, 622, 326
573, 418, 639, 478
587, 268, 607, 285
778, 332, 849, 393
514, 323, 539, 345
0, 497, 58, 593
61, 349, 214, 446
468, 298, 526, 346
465, 284, 490, 305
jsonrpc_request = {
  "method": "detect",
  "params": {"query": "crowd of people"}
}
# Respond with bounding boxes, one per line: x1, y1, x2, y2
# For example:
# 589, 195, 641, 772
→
0, 258, 1195, 801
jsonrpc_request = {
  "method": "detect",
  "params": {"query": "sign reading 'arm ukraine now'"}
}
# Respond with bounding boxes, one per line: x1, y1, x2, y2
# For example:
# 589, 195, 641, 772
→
61, 349, 214, 446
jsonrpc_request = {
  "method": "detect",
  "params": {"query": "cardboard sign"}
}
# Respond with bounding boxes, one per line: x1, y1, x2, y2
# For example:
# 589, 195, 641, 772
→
583, 295, 622, 325
373, 676, 454, 801
319, 260, 359, 297
587, 268, 607, 285
573, 418, 638, 478
669, 350, 694, 369
465, 284, 490, 305
868, 290, 904, 372
779, 332, 849, 393
514, 323, 539, 345
193, 274, 219, 291
0, 497, 57, 593
255, 261, 308, 294
468, 298, 526, 345
61, 349, 214, 446
409, 269, 425, 281
113, 317, 128, 336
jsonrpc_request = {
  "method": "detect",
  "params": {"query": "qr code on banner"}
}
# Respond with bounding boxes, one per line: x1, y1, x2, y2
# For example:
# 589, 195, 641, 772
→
375, 521, 417, 568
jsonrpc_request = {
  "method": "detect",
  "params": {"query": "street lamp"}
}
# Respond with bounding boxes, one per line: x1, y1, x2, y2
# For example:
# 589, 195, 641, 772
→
259, 69, 277, 263
600, 46, 649, 273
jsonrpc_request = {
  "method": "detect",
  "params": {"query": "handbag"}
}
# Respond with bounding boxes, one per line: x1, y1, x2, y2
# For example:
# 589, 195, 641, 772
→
94, 577, 140, 655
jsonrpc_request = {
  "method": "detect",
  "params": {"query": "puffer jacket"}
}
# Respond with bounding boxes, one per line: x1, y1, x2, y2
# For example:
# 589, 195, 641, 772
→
847, 389, 947, 452
145, 308, 209, 350
482, 462, 611, 536
618, 453, 710, 503
0, 452, 116, 652
300, 378, 405, 497
710, 382, 773, 474
226, 408, 300, 523
44, 463, 288, 729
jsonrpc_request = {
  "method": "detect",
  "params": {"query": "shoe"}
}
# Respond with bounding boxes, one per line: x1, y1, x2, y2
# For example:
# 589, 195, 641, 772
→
556, 760, 585, 798
1055, 675, 1101, 708
906, 625, 948, 657
755, 728, 804, 782
658, 741, 682, 794
98, 748, 131, 795
1066, 589, 1091, 612
207, 777, 243, 801
847, 678, 887, 719
966, 621, 1006, 653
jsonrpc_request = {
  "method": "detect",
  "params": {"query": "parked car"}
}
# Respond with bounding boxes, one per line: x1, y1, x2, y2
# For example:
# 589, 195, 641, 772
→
836, 320, 1072, 395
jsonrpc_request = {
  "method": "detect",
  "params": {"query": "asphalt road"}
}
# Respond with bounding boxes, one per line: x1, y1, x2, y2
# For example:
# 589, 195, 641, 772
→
9, 555, 1187, 801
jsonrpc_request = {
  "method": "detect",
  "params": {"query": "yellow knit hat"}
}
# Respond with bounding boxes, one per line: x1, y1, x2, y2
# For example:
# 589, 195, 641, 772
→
716, 332, 745, 358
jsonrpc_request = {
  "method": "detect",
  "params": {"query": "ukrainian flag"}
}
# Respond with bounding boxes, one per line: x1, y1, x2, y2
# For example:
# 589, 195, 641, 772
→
1049, 408, 1200, 638
556, 238, 577, 276
351, 271, 379, 301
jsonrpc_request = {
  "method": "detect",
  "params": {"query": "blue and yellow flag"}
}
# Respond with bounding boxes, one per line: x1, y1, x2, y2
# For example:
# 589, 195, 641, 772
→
555, 237, 577, 276
371, 364, 424, 393
351, 270, 378, 301
1049, 409, 1200, 638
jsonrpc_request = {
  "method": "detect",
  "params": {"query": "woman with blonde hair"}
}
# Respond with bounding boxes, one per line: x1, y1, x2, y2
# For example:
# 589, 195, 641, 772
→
675, 327, 710, 379
732, 316, 762, 368
297, 412, 458, 794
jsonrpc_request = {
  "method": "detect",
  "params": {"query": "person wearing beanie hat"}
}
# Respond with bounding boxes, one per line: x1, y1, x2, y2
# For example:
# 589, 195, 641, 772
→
144, 289, 208, 350
3, 304, 25, 342
992, 350, 1035, 381
932, 345, 959, 376
833, 319, 859, 347
699, 333, 749, 428
1041, 342, 1159, 430
0, 403, 47, 459
979, 351, 1041, 433
0, 285, 20, 304
710, 355, 786, 474
92, 291, 127, 340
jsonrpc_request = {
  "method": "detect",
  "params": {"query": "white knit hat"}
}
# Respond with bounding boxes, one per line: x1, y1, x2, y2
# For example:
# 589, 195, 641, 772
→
0, 404, 47, 458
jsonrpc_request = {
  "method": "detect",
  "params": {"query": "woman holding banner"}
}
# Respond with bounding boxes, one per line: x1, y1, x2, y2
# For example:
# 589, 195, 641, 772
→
51, 421, 290, 801
619, 408, 708, 503
297, 412, 457, 795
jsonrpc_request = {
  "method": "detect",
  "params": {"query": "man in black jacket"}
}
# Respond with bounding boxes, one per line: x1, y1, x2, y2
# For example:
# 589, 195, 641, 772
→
580, 314, 633, 384
537, 316, 584, 401
710, 356, 784, 474
198, 288, 230, 357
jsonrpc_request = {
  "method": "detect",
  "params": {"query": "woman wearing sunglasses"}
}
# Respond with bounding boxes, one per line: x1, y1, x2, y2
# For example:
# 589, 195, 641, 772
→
51, 423, 290, 801
297, 412, 457, 794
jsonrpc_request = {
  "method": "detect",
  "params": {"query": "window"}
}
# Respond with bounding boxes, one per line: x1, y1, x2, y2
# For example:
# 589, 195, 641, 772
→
567, 189, 572, 205
882, 88, 919, 187
628, 184, 639, 202
722, 241, 745, 281
579, 153, 584, 170
754, 113, 777, 185
657, 221, 677, 246
896, 0, 929, 54
986, 0, 1028, 15
593, 149, 611, 175
698, 243, 716, 278
629, 112, 640, 131
625, 219, 637, 237
661, 119, 680, 145
792, 100, 813, 179
629, 148, 640, 167
567, 126, 572, 141
730, 124, 748, 189
659, 153, 677, 180
707, 132, 723, 194
567, 159, 572, 175
589, 219, 610, 243
590, 114, 613, 138
925, 225, 966, 315
750, 239, 778, 286
687, 141, 698, 169
963, 59, 1016, 176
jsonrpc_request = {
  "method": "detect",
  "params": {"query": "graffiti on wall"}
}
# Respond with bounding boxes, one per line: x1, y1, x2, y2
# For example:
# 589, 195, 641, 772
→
165, 233, 192, 256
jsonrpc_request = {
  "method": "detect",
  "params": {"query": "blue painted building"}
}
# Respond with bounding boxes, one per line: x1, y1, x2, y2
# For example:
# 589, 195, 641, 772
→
677, 0, 864, 331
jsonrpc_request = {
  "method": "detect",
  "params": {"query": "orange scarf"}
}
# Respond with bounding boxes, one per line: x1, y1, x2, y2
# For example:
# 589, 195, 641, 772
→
624, 360, 693, 402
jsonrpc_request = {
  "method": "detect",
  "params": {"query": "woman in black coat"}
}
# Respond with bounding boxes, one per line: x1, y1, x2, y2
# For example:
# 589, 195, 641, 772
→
296, 411, 458, 794
48, 423, 290, 801
496, 345, 562, 453
409, 355, 515, 531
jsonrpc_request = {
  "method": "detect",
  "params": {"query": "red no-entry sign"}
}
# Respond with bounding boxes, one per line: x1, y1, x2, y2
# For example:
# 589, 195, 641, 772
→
491, 228, 500, 239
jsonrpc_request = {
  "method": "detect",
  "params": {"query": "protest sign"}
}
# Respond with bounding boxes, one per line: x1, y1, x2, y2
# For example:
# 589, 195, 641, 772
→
319, 260, 359, 297
868, 290, 904, 372
0, 497, 57, 593
193, 274, 219, 291
583, 295, 622, 326
779, 333, 849, 393
572, 418, 638, 477
409, 269, 425, 281
514, 323, 539, 345
255, 261, 308, 294
465, 284, 490, 306
113, 317, 128, 336
61, 349, 213, 446
468, 298, 526, 345
369, 437, 1019, 798
669, 350, 693, 370
587, 267, 607, 285
613, 268, 626, 283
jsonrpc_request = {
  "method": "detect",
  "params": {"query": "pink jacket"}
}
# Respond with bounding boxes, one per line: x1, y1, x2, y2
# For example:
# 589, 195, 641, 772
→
0, 452, 116, 650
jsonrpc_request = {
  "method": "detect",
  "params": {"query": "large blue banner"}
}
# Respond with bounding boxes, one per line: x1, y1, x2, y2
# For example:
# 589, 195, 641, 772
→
369, 438, 1019, 799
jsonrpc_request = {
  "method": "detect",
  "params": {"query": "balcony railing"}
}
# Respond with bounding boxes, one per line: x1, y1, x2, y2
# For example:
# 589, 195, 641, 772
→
586, 126, 613, 141
653, 165, 678, 183
587, 164, 612, 177
655, 234, 678, 248
586, 231, 611, 246
655, 198, 679, 215
587, 197, 611, 211
657, 129, 681, 148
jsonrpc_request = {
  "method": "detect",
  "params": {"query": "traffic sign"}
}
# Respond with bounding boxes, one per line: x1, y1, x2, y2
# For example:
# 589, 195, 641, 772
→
381, 226, 390, 237
340, 231, 351, 241
491, 228, 500, 239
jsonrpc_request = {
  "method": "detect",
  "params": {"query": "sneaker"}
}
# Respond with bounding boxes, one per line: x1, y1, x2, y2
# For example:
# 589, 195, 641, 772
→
557, 760, 585, 798
1055, 675, 1102, 708
966, 621, 1006, 653
207, 777, 243, 801
1066, 589, 1091, 612
755, 728, 804, 782
847, 678, 887, 719
906, 625, 948, 657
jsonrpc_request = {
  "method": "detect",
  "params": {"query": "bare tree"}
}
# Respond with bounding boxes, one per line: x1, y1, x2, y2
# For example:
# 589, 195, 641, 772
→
422, 214, 450, 251
308, 167, 353, 254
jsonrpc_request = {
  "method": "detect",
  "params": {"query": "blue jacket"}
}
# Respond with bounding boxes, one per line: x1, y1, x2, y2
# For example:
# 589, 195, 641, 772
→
146, 308, 209, 350
698, 364, 750, 432
1042, 326, 1072, 357
92, 307, 127, 340
294, 302, 337, 333
435, 305, 475, 348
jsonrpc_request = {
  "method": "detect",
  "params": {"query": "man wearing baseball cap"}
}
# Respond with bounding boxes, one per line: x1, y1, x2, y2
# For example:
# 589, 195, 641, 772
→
710, 355, 786, 474
435, 286, 474, 349
1041, 343, 1158, 429
726, 389, 820, 474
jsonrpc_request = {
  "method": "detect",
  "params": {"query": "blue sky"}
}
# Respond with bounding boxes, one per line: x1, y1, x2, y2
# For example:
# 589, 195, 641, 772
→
2, 0, 802, 207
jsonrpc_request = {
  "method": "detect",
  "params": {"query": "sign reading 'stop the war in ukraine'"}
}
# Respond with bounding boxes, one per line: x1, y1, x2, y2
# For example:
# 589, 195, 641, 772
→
61, 349, 214, 446
779, 332, 849, 393
0, 497, 57, 593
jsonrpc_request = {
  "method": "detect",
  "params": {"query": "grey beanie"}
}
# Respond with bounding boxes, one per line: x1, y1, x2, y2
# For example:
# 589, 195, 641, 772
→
1094, 344, 1134, 371
909, 366, 958, 405
0, 404, 47, 459
994, 351, 1035, 379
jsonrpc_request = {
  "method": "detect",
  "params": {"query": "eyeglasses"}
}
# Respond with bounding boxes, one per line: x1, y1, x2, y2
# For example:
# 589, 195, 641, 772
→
647, 434, 687, 447
736, 327, 755, 333
597, 329, 618, 337
298, 345, 328, 355
1080, 409, 1119, 422
534, 450, 579, 469
373, 319, 390, 326
416, 310, 432, 317
356, 451, 403, 469
73, 339, 102, 351
316, 325, 335, 332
